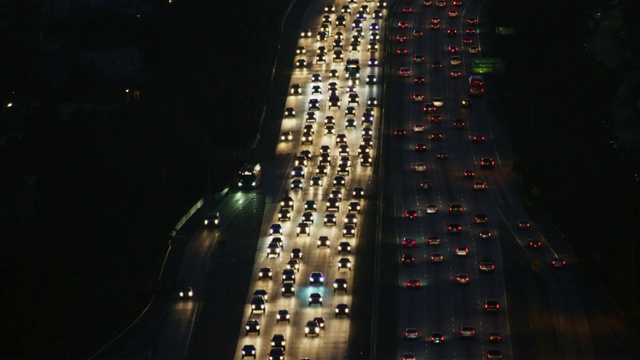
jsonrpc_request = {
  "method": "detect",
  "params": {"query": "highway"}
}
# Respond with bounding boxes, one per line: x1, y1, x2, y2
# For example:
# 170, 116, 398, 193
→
92, 1, 640, 360
232, 0, 387, 359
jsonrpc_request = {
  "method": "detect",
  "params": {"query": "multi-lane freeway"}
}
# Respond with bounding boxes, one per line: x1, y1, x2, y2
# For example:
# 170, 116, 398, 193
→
92, 1, 640, 360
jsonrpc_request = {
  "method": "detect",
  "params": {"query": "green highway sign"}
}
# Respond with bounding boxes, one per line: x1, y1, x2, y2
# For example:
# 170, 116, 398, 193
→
472, 58, 506, 73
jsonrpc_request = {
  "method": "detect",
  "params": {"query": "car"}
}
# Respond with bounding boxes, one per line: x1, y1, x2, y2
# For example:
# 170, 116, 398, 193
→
426, 204, 438, 213
361, 154, 373, 166
277, 209, 291, 221
398, 21, 409, 29
435, 0, 446, 6
323, 214, 337, 226
406, 279, 420, 289
396, 47, 408, 55
333, 278, 348, 292
203, 211, 221, 227
415, 144, 428, 152
309, 271, 325, 286
412, 93, 425, 102
241, 344, 256, 358
455, 246, 469, 256
419, 179, 432, 189
338, 241, 352, 253
453, 119, 465, 128
296, 222, 311, 236
404, 210, 418, 220
552, 257, 567, 267
447, 45, 459, 54
479, 230, 493, 240
367, 42, 379, 51
402, 238, 416, 248
404, 327, 419, 339
305, 112, 317, 123
450, 55, 462, 66
366, 74, 377, 84
430, 332, 445, 344
450, 69, 463, 78
528, 238, 542, 248
348, 201, 361, 213
485, 300, 500, 312
326, 198, 339, 212
460, 325, 476, 337
316, 235, 335, 248
412, 29, 424, 37
250, 295, 266, 313
402, 352, 417, 360
267, 242, 282, 257
258, 267, 273, 280
300, 131, 313, 145
291, 165, 305, 177
478, 257, 495, 272
295, 58, 306, 68
398, 67, 411, 77
423, 102, 437, 113
329, 69, 339, 78
480, 157, 495, 169
431, 60, 443, 70
367, 97, 378, 106
330, 188, 343, 201
367, 57, 379, 67
280, 131, 293, 142
413, 163, 427, 172
402, 6, 413, 13
338, 257, 352, 270
324, 124, 335, 135
449, 203, 463, 214
310, 176, 322, 186
324, 4, 335, 12
305, 320, 320, 337
456, 274, 470, 285
335, 303, 350, 316
284, 107, 295, 118
348, 93, 360, 105
447, 28, 458, 36
467, 17, 478, 25
280, 267, 294, 284
179, 286, 193, 299
461, 97, 472, 107
345, 106, 357, 116
394, 128, 408, 137
286, 259, 300, 272
469, 45, 480, 54
290, 248, 303, 259
343, 224, 356, 236
373, 8, 383, 19
269, 224, 282, 235
413, 76, 426, 85
352, 186, 365, 198
311, 73, 322, 83
517, 219, 531, 230
487, 349, 503, 359
463, 169, 475, 178
448, 223, 462, 233
281, 283, 295, 296
412, 124, 425, 133
437, 152, 449, 160
475, 213, 488, 224
448, 7, 459, 17
473, 181, 487, 190
427, 236, 441, 246
361, 127, 373, 137
430, 253, 444, 263
462, 37, 473, 45
473, 134, 486, 143
401, 254, 415, 266
489, 331, 502, 343
308, 98, 320, 111
270, 334, 286, 350
291, 179, 303, 190
301, 28, 312, 38
308, 292, 323, 306
430, 132, 443, 141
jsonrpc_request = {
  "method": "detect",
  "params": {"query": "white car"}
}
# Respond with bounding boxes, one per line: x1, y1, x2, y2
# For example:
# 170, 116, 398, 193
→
412, 124, 426, 132
432, 97, 444, 107
413, 163, 427, 172
426, 204, 438, 213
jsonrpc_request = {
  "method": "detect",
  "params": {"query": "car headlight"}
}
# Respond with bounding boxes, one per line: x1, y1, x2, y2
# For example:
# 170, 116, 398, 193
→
203, 220, 209, 225
179, 291, 184, 297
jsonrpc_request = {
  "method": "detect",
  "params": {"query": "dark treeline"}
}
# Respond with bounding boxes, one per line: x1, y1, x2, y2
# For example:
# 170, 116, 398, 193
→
0, 0, 291, 357
487, 0, 639, 324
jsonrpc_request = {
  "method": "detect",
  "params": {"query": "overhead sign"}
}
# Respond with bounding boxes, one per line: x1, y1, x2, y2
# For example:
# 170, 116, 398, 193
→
472, 58, 505, 73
